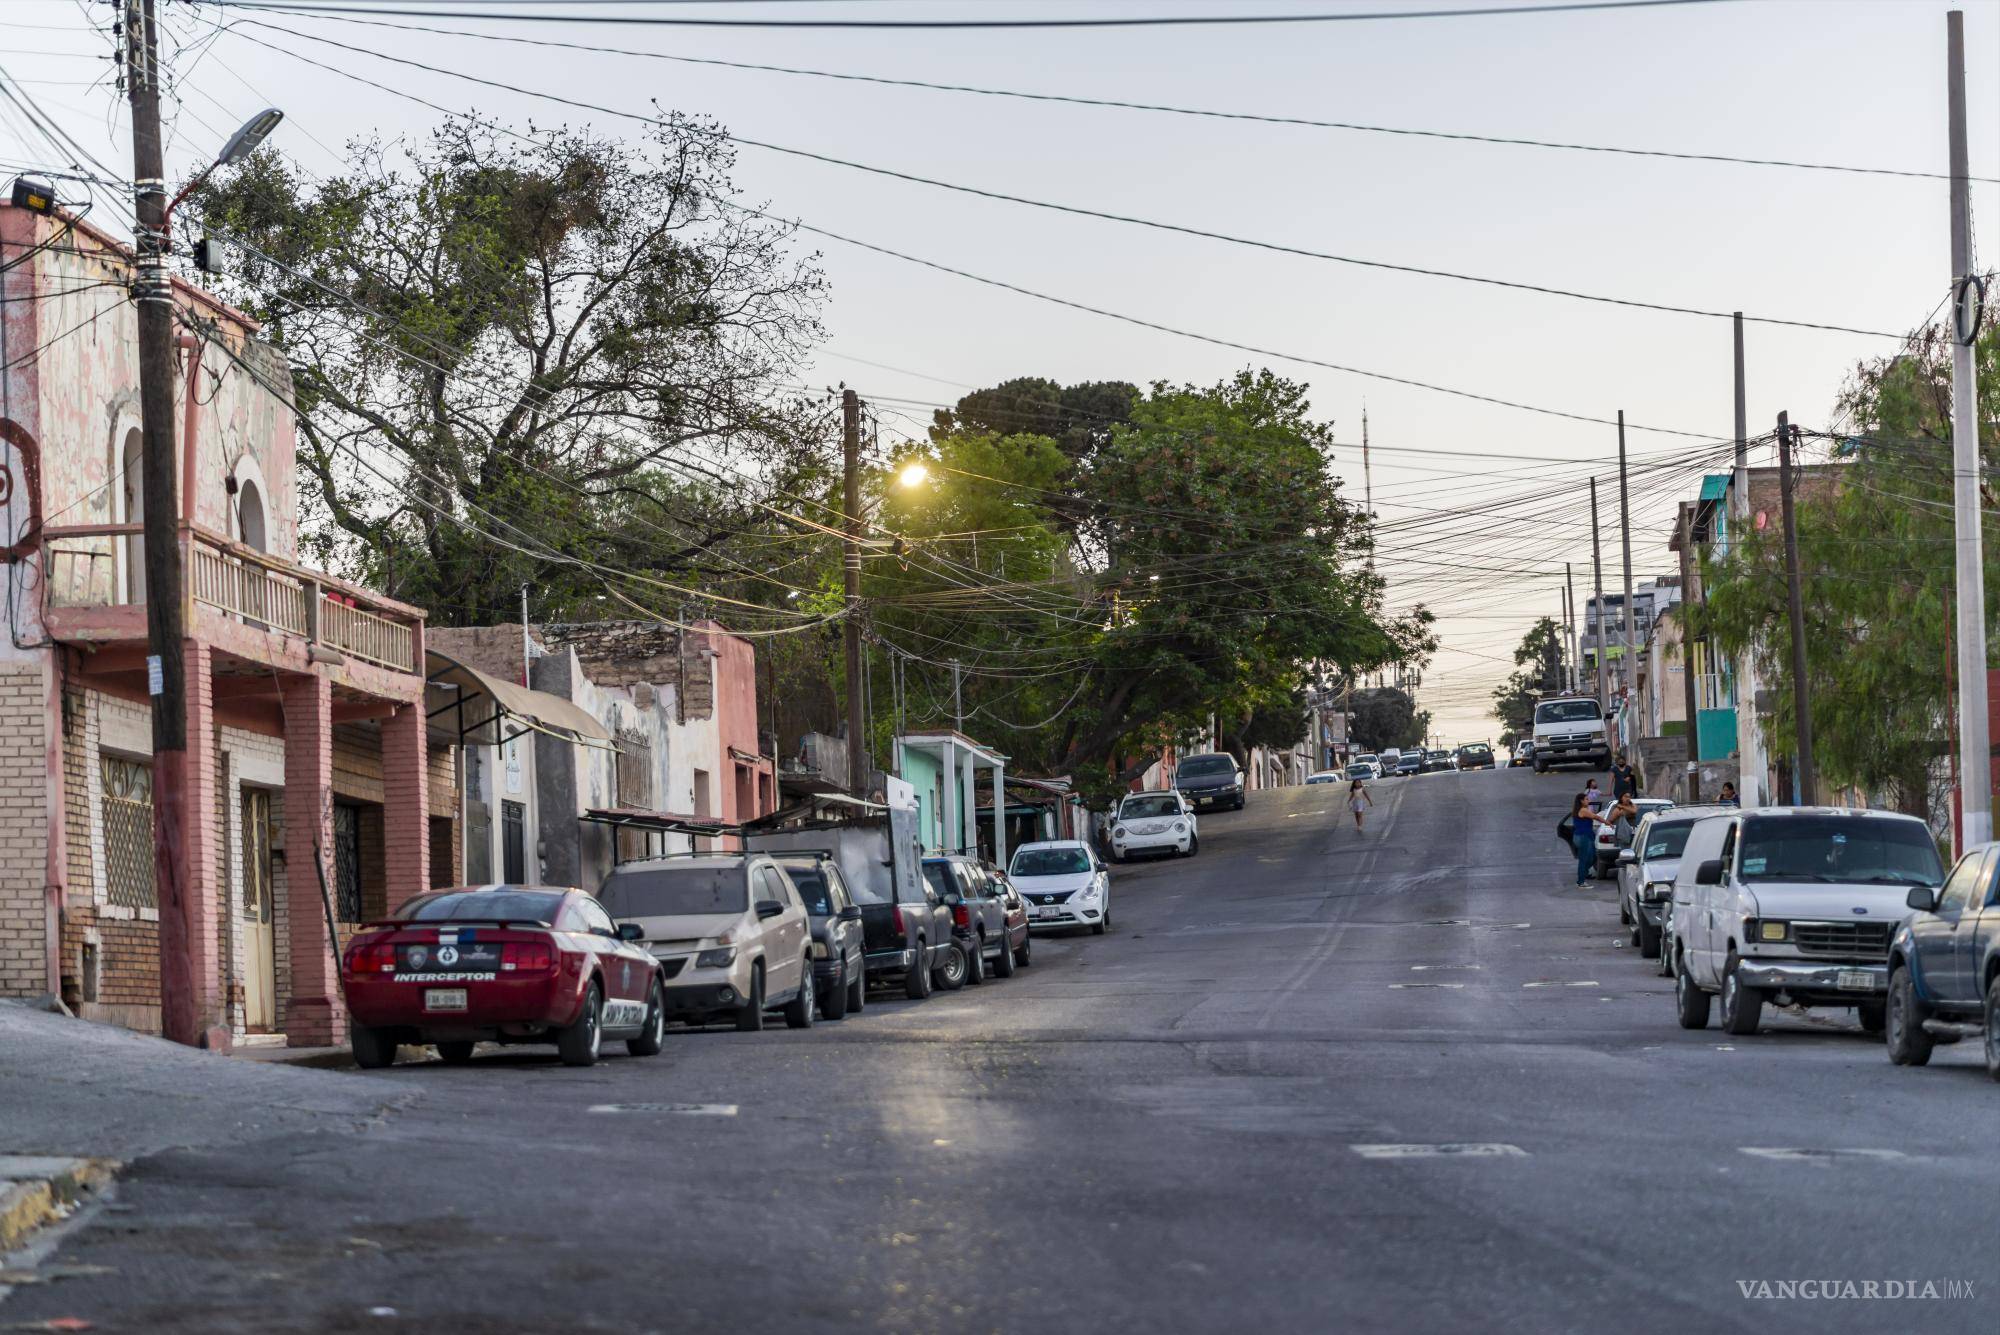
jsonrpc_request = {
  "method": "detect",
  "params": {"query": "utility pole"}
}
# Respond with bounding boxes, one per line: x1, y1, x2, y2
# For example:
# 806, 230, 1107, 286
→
842, 388, 865, 796
1618, 411, 1637, 751
127, 0, 202, 1048
1733, 312, 1747, 473
1776, 412, 1815, 804
1946, 9, 1992, 850
1564, 562, 1580, 693
1676, 503, 1703, 803
951, 660, 964, 735
1590, 477, 1608, 718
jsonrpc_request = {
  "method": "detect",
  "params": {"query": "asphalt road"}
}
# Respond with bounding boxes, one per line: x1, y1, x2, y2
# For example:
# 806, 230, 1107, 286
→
8, 768, 1997, 1334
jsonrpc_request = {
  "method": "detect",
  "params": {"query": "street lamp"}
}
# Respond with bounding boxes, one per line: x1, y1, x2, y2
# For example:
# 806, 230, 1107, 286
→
164, 107, 283, 227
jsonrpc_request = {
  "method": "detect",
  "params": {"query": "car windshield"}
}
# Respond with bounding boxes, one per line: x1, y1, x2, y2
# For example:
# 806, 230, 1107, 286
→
597, 865, 748, 918
1737, 815, 1944, 886
1464, 745, 1490, 755
1356, 755, 1379, 766
397, 890, 565, 924
1642, 823, 1696, 859
1011, 846, 1091, 877
1535, 700, 1602, 724
1119, 795, 1180, 819
780, 865, 833, 916
1178, 755, 1233, 778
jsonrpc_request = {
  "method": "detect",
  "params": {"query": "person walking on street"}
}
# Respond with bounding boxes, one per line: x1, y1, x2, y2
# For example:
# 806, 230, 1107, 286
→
1568, 791, 1602, 888
1348, 778, 1374, 833
1611, 758, 1639, 800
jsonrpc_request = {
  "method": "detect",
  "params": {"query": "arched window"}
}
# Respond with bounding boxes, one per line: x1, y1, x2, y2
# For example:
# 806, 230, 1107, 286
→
237, 478, 266, 552
119, 428, 144, 603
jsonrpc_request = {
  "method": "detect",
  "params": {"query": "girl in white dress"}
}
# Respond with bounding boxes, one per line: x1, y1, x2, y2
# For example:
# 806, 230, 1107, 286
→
1348, 779, 1374, 832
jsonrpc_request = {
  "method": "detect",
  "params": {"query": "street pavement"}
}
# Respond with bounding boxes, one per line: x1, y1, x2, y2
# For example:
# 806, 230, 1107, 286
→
3, 768, 1995, 1334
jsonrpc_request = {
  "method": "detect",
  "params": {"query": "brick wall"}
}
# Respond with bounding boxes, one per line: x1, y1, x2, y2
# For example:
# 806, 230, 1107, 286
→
0, 662, 48, 997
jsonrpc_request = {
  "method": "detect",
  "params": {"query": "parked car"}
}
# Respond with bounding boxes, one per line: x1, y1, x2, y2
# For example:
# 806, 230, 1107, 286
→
922, 855, 1016, 985
773, 853, 868, 1021
1393, 753, 1423, 777
1175, 752, 1245, 811
1456, 744, 1496, 770
843, 852, 956, 1000
1306, 769, 1343, 785
1423, 749, 1452, 773
1110, 789, 1197, 861
1669, 808, 1946, 1037
599, 854, 817, 1032
1616, 806, 1725, 959
341, 885, 666, 1069
1594, 796, 1675, 878
1347, 755, 1381, 781
1510, 740, 1534, 768
987, 864, 1034, 970
1885, 841, 1999, 1078
1380, 748, 1404, 773
1008, 840, 1112, 935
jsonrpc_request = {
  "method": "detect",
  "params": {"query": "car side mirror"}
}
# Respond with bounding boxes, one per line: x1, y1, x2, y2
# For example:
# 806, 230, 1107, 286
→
838, 905, 863, 922
943, 894, 963, 907
756, 900, 785, 920
1905, 886, 1938, 913
1694, 859, 1725, 886
616, 922, 645, 942
1617, 849, 1636, 865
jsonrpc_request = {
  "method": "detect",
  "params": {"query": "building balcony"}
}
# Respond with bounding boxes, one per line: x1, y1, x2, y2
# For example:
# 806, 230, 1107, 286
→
41, 522, 425, 703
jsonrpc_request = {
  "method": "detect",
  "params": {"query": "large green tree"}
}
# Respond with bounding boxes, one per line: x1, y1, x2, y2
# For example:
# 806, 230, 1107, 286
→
1699, 316, 1998, 817
1490, 616, 1568, 745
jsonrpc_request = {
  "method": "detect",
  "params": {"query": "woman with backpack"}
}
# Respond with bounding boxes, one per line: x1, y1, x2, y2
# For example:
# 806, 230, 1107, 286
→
1560, 791, 1602, 889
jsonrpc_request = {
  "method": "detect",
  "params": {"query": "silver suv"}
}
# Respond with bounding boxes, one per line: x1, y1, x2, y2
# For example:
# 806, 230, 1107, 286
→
599, 854, 817, 1031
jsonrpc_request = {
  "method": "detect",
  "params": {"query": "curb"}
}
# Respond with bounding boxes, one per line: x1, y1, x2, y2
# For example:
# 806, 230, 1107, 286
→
0, 1158, 117, 1251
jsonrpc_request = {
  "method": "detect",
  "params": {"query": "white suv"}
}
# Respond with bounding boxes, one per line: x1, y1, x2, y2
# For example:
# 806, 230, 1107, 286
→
1110, 790, 1197, 861
599, 854, 817, 1032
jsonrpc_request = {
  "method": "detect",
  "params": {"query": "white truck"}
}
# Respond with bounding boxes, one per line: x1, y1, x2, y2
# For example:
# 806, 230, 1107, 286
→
1531, 695, 1609, 772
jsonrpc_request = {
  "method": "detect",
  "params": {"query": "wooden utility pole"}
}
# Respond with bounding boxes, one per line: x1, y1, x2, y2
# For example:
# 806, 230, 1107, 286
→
1776, 412, 1815, 803
1617, 411, 1637, 749
1675, 503, 1702, 803
842, 388, 866, 795
1565, 561, 1579, 694
127, 0, 203, 1047
1589, 477, 1608, 717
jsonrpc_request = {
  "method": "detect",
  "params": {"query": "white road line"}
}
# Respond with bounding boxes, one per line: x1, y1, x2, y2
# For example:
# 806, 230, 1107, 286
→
587, 1103, 739, 1116
1389, 982, 1466, 989
1350, 1144, 1528, 1159
1410, 964, 1482, 971
1737, 1148, 1905, 1162
1521, 980, 1599, 988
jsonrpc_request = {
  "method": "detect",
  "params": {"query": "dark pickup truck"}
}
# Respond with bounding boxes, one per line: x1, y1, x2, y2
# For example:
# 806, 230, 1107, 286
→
1886, 841, 2000, 1079
923, 855, 1019, 987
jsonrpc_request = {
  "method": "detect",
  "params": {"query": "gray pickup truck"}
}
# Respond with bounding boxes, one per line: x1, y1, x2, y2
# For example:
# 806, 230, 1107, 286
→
1886, 841, 2000, 1079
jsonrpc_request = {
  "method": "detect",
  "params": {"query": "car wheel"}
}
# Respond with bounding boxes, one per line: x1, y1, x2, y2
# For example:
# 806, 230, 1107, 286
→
1675, 951, 1711, 1030
847, 956, 866, 1014
1189, 835, 1199, 855
351, 1025, 398, 1070
1637, 917, 1662, 960
992, 934, 1017, 978
1984, 976, 2000, 1082
963, 936, 986, 986
1534, 761, 1547, 774
1090, 916, 1107, 936
1720, 953, 1763, 1037
1618, 897, 1632, 926
558, 983, 603, 1067
1015, 935, 1032, 968
735, 967, 766, 1031
783, 962, 816, 1029
627, 978, 667, 1056
904, 943, 933, 1000
1855, 1001, 1886, 1035
934, 942, 967, 991
822, 963, 850, 1021
434, 1041, 475, 1065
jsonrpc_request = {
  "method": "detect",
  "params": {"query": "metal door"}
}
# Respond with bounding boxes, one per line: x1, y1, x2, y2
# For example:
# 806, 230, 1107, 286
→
501, 800, 526, 884
240, 790, 276, 1030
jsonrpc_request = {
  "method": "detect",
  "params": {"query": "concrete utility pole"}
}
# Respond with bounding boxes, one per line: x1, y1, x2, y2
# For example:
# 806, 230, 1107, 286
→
1565, 561, 1580, 693
1618, 411, 1636, 750
1776, 412, 1816, 804
1676, 504, 1702, 803
126, 0, 204, 1048
1946, 9, 1992, 850
842, 389, 866, 795
951, 660, 964, 735
1590, 477, 1608, 717
1733, 312, 1748, 473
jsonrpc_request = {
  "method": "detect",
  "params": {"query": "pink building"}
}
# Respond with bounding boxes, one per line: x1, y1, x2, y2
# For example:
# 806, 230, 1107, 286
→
0, 199, 451, 1048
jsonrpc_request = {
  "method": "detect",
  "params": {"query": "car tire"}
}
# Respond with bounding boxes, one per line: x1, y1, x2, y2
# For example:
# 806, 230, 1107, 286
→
351, 1025, 398, 1070
1720, 953, 1763, 1037
934, 942, 967, 991
993, 934, 1017, 978
822, 962, 850, 1021
1984, 976, 2000, 1082
1637, 917, 1662, 959
558, 983, 603, 1067
847, 957, 866, 1014
1090, 917, 1107, 936
736, 967, 766, 1031
1619, 897, 1632, 926
1675, 951, 1711, 1030
627, 978, 667, 1056
783, 963, 816, 1029
1189, 835, 1199, 855
1855, 1001, 1886, 1035
434, 1041, 475, 1065
1533, 761, 1547, 774
1015, 936, 1032, 968
904, 944, 933, 1000
964, 935, 986, 986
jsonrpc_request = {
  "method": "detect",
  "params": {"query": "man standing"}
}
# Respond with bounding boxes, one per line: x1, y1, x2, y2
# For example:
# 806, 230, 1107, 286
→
1611, 757, 1640, 801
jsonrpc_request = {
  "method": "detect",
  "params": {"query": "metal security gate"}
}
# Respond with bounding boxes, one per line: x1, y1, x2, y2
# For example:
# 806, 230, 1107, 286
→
332, 803, 363, 922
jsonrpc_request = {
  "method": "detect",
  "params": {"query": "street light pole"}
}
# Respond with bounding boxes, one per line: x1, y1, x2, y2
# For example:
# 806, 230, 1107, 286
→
842, 388, 866, 796
1777, 411, 1816, 804
1945, 9, 1991, 850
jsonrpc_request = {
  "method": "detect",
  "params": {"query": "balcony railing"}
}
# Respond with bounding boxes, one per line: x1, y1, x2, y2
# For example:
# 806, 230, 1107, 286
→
42, 523, 420, 675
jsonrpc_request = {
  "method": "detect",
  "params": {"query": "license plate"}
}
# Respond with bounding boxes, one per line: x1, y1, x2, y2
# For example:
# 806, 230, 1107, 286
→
425, 988, 468, 1012
1034, 907, 1064, 920
1836, 971, 1875, 992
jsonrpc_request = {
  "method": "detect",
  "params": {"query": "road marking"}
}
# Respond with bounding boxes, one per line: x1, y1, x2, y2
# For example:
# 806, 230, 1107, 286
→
1419, 918, 1470, 927
587, 1103, 738, 1116
1522, 980, 1599, 988
1410, 964, 1481, 971
1350, 1144, 1527, 1159
1737, 1148, 1905, 1163
1389, 982, 1465, 989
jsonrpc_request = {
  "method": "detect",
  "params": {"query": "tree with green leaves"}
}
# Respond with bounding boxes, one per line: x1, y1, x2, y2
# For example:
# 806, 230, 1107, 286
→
1698, 316, 1998, 818
1490, 616, 1568, 745
1350, 687, 1423, 753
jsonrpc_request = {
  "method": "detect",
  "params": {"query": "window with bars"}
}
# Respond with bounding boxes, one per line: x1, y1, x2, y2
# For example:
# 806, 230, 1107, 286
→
333, 803, 363, 923
101, 756, 156, 910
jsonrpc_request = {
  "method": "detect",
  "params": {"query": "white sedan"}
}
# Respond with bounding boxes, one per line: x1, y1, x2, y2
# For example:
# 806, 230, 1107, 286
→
1008, 841, 1112, 936
1109, 791, 1197, 861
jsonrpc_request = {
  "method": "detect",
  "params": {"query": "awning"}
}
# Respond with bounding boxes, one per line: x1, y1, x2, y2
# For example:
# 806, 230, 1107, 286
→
580, 807, 737, 837
426, 650, 612, 748
1698, 474, 1730, 502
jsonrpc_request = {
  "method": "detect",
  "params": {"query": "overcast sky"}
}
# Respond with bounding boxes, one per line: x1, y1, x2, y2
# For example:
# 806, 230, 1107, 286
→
5, 0, 1996, 743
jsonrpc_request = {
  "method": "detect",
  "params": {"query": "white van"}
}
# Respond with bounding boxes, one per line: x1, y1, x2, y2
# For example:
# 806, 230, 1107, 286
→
1531, 696, 1608, 772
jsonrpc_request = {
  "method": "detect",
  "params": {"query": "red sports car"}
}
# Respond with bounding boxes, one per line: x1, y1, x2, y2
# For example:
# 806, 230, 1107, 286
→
341, 885, 666, 1069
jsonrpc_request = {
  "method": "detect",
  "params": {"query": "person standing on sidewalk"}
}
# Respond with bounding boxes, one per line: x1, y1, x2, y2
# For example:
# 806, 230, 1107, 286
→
1611, 758, 1640, 800
1348, 778, 1374, 833
1568, 791, 1602, 888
